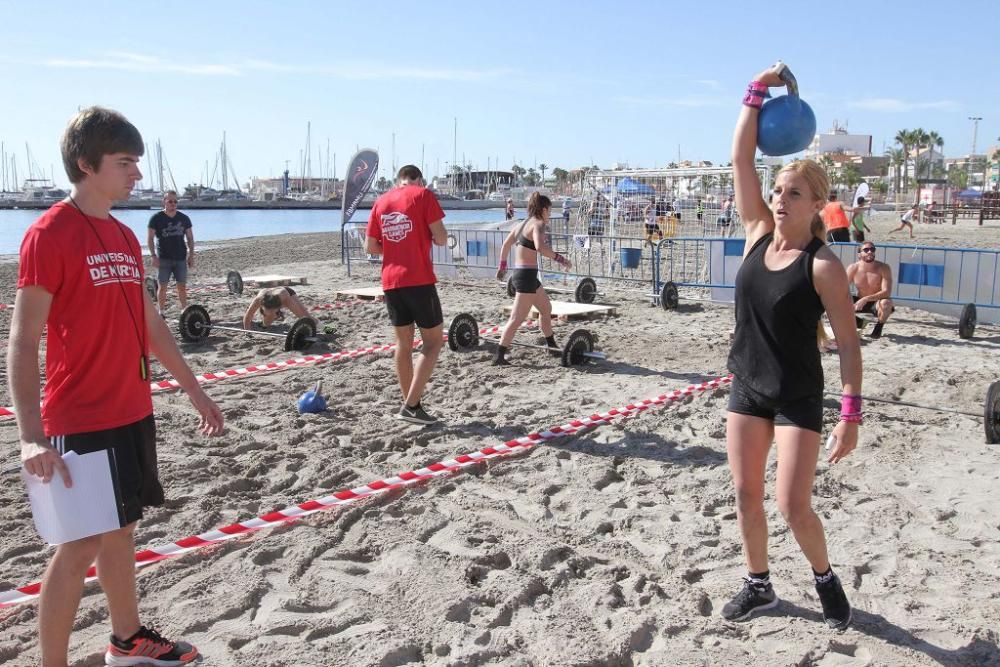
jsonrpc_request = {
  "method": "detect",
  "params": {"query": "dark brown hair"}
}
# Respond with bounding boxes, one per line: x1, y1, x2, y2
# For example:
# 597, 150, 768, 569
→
61, 107, 144, 184
527, 192, 551, 219
397, 165, 422, 182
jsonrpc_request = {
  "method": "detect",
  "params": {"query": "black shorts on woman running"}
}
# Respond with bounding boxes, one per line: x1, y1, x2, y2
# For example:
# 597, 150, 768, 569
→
727, 377, 824, 433
511, 268, 541, 294
50, 414, 163, 526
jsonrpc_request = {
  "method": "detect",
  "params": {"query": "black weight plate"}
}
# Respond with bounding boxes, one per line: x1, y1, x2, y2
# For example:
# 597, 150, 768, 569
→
959, 303, 976, 339
447, 313, 479, 352
144, 276, 158, 300
561, 329, 594, 367
660, 281, 679, 310
575, 277, 597, 304
506, 276, 516, 298
285, 317, 317, 351
985, 381, 1000, 444
179, 304, 211, 342
227, 270, 244, 295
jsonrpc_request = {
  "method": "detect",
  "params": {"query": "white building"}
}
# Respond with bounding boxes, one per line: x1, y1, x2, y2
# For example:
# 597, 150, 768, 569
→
805, 121, 872, 159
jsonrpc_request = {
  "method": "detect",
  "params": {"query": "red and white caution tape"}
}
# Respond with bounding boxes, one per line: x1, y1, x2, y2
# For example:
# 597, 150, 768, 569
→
0, 375, 730, 608
0, 304, 12, 311
0, 323, 513, 420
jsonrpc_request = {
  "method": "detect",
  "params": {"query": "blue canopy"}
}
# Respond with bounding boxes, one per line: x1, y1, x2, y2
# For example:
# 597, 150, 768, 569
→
617, 177, 655, 195
956, 189, 982, 199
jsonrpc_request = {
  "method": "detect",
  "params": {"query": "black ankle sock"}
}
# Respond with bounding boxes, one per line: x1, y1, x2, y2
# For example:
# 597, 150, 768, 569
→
748, 570, 770, 583
545, 335, 557, 347
813, 567, 835, 584
495, 345, 508, 361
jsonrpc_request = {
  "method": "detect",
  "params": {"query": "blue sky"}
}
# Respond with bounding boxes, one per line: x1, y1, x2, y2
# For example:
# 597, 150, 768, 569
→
1, 0, 997, 189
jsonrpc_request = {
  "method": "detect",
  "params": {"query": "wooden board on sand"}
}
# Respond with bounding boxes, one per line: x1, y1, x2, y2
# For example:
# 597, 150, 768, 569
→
335, 286, 385, 301
504, 300, 616, 320
244, 274, 309, 288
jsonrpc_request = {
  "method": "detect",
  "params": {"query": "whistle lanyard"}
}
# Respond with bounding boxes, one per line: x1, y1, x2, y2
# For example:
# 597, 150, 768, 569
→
69, 198, 149, 381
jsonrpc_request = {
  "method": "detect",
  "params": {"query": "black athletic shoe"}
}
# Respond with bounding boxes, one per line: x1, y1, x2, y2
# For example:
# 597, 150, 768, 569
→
492, 357, 511, 366
721, 577, 779, 621
815, 573, 852, 630
397, 403, 437, 426
869, 322, 884, 339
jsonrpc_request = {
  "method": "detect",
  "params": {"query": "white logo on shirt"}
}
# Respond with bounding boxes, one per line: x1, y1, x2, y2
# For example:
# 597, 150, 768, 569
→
86, 252, 141, 286
381, 212, 413, 243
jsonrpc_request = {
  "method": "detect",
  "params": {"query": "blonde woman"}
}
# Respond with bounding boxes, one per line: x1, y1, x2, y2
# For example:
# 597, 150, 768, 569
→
722, 62, 862, 629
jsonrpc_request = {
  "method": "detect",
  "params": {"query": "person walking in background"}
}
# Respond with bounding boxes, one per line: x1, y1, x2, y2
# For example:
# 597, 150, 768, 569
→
147, 190, 194, 314
820, 192, 851, 243
505, 198, 515, 221
849, 197, 871, 243
366, 165, 448, 426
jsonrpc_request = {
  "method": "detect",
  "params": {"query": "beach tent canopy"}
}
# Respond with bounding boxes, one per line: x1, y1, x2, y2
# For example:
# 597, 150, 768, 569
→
956, 189, 982, 199
615, 177, 655, 195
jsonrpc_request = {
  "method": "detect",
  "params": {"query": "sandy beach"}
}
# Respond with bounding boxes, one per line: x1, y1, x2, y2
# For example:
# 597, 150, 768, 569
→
0, 212, 998, 666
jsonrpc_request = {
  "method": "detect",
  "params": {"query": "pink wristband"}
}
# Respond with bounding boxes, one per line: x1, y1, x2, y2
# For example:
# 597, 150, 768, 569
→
742, 80, 769, 109
840, 394, 862, 423
499, 260, 508, 270
553, 253, 566, 265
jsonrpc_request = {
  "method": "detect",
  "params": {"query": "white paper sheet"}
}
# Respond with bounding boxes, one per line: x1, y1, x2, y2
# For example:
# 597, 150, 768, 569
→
22, 450, 122, 545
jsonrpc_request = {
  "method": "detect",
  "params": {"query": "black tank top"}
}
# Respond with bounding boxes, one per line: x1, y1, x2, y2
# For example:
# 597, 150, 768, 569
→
515, 221, 536, 251
727, 233, 826, 401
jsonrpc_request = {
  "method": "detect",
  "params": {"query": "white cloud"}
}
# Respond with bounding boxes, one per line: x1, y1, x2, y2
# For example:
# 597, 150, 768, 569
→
694, 78, 722, 90
35, 53, 508, 81
847, 98, 959, 112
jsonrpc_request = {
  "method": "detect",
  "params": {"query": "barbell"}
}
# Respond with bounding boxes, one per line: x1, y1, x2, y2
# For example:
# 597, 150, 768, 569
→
506, 276, 599, 304
144, 270, 246, 300
446, 313, 606, 367
825, 383, 1000, 444
177, 304, 319, 352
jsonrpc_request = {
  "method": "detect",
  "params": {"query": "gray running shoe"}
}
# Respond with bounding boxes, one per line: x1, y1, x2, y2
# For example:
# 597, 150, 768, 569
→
397, 403, 438, 426
721, 577, 779, 621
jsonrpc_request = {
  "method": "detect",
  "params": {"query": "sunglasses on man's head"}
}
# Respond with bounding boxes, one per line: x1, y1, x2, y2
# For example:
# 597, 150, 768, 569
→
860, 247, 876, 254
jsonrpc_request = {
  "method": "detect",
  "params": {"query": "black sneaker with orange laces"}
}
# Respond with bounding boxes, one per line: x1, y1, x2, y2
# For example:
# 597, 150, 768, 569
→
105, 625, 199, 666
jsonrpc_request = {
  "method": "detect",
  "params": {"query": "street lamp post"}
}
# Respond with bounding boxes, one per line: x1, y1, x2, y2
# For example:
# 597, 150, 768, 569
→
968, 116, 983, 190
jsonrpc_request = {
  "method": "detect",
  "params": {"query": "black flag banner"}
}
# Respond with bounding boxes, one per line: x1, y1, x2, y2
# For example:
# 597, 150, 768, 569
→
342, 148, 379, 226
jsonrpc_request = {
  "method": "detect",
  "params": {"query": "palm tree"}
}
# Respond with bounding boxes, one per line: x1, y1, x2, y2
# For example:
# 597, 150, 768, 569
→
895, 129, 913, 193
511, 164, 526, 187
926, 131, 944, 178
884, 148, 905, 196
538, 163, 548, 188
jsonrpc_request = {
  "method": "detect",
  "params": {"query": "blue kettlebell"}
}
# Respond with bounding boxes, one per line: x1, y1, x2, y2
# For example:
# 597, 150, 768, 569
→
297, 380, 327, 414
757, 64, 816, 157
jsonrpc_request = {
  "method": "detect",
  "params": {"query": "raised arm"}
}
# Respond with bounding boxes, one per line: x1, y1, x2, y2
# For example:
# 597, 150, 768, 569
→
733, 64, 786, 242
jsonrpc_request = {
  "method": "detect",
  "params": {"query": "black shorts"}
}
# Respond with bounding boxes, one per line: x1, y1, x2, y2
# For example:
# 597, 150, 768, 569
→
384, 284, 443, 328
827, 228, 850, 243
727, 377, 823, 434
852, 295, 876, 328
511, 268, 541, 294
851, 230, 865, 243
50, 414, 163, 527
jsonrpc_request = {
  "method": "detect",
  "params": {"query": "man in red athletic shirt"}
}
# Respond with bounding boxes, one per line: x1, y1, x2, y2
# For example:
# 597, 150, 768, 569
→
366, 165, 448, 425
8, 107, 224, 667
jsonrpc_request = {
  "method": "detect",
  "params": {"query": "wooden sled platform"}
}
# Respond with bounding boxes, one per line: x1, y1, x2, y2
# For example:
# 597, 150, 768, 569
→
505, 300, 616, 321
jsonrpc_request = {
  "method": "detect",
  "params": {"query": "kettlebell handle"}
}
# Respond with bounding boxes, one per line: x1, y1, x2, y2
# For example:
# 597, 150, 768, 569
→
774, 61, 799, 98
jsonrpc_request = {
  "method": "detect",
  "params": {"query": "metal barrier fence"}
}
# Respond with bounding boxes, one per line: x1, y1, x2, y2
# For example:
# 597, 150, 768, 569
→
651, 237, 1000, 330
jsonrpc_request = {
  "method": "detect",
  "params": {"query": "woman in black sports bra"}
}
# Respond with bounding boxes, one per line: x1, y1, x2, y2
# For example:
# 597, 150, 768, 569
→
719, 62, 863, 630
493, 193, 571, 365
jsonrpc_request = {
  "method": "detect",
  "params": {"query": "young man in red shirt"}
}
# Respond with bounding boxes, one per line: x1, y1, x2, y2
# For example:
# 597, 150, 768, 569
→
8, 107, 224, 667
366, 165, 448, 425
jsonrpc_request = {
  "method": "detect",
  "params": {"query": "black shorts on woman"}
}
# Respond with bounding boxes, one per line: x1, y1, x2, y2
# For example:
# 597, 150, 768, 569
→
510, 268, 541, 294
727, 233, 826, 434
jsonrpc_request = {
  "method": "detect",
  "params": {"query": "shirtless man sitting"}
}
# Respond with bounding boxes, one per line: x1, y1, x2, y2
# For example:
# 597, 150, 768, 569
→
242, 286, 310, 329
846, 242, 894, 339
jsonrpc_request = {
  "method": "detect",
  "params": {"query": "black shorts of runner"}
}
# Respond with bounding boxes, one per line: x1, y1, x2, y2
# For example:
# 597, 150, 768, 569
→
50, 414, 163, 527
384, 284, 443, 328
727, 377, 823, 434
827, 228, 850, 243
511, 268, 542, 294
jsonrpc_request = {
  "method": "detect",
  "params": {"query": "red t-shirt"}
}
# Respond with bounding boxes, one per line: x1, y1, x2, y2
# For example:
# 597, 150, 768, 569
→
366, 185, 445, 290
18, 202, 153, 436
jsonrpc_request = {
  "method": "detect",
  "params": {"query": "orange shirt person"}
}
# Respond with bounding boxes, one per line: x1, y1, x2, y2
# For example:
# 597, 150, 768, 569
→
820, 192, 850, 243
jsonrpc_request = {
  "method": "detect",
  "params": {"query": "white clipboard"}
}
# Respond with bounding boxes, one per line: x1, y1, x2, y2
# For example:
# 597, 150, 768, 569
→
22, 450, 123, 545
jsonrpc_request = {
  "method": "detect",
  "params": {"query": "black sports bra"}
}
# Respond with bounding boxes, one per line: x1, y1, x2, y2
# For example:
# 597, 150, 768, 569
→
515, 221, 536, 251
